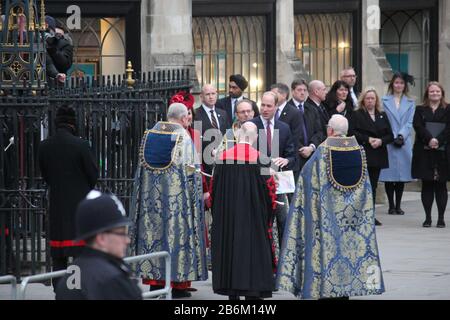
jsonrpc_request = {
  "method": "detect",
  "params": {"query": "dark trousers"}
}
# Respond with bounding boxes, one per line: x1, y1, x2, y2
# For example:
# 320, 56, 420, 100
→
274, 194, 288, 249
385, 182, 405, 210
368, 167, 381, 207
421, 180, 448, 221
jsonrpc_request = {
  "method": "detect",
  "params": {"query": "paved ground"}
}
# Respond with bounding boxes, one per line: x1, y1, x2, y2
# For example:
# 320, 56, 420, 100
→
1, 192, 449, 300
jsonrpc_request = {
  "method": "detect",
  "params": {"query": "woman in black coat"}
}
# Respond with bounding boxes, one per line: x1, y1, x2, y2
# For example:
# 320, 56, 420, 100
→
350, 88, 394, 226
324, 80, 354, 121
412, 82, 450, 228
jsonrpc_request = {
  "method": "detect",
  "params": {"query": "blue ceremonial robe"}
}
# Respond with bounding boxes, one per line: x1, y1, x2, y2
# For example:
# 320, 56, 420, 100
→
129, 121, 208, 283
276, 136, 385, 299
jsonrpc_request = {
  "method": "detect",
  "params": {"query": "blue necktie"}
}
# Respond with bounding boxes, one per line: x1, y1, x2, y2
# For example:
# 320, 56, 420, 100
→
275, 108, 280, 120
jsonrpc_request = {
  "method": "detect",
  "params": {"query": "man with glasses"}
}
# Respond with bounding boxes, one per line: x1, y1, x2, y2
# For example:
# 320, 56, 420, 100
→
218, 99, 256, 152
56, 191, 142, 300
340, 67, 359, 109
216, 74, 260, 128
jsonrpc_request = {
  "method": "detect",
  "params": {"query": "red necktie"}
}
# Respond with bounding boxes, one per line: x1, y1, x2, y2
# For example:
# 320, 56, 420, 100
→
266, 120, 272, 156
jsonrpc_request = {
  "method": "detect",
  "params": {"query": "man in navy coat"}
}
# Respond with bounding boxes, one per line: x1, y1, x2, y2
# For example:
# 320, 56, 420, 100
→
251, 91, 296, 252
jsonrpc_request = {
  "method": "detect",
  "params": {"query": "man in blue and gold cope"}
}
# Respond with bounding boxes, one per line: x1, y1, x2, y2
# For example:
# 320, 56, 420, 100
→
276, 115, 385, 299
128, 103, 208, 299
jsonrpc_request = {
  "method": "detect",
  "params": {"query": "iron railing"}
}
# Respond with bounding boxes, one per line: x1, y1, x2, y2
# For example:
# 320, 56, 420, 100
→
0, 69, 192, 278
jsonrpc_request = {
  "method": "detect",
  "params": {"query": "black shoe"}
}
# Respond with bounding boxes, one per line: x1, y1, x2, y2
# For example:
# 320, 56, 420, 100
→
437, 220, 446, 228
150, 285, 164, 291
396, 209, 405, 215
422, 220, 432, 228
388, 209, 397, 215
375, 219, 382, 226
172, 289, 192, 299
186, 287, 198, 292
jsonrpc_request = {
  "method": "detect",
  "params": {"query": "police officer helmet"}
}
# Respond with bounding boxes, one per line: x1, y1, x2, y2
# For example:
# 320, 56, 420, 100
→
75, 190, 132, 241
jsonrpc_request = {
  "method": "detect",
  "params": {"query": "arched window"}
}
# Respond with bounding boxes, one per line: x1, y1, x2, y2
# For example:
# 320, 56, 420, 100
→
193, 16, 266, 103
380, 10, 429, 98
295, 13, 353, 87
56, 17, 126, 78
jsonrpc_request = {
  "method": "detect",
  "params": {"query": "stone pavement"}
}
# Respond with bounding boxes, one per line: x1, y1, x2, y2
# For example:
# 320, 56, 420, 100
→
1, 192, 449, 300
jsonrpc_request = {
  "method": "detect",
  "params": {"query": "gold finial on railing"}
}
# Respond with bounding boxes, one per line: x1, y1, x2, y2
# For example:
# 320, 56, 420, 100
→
39, 0, 45, 31
29, 0, 35, 31
126, 60, 135, 88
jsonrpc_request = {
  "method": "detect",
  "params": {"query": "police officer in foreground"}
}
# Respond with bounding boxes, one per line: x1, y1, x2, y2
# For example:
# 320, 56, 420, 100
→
55, 191, 142, 300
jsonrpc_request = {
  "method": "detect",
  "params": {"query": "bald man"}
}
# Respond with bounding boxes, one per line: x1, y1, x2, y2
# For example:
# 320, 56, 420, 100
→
194, 84, 229, 176
304, 80, 329, 138
212, 118, 276, 301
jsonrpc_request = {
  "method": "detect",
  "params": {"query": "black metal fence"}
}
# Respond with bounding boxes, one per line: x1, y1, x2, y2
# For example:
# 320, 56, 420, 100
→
0, 69, 192, 278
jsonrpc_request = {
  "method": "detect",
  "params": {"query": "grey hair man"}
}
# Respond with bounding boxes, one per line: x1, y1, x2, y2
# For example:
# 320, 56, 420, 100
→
167, 102, 189, 128
327, 114, 348, 137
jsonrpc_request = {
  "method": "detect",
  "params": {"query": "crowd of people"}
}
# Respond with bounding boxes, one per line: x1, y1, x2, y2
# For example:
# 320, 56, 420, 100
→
38, 67, 450, 300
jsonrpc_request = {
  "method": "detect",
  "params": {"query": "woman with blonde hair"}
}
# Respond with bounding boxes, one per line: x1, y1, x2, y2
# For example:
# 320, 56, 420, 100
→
351, 88, 394, 226
412, 81, 450, 228
379, 72, 415, 216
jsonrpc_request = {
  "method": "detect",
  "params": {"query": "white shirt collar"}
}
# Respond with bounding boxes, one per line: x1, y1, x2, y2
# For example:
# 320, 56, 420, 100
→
202, 104, 215, 113
261, 115, 274, 127
292, 98, 304, 107
278, 101, 288, 114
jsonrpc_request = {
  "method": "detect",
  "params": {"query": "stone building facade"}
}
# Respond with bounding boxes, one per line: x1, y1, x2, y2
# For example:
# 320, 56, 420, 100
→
43, 0, 450, 102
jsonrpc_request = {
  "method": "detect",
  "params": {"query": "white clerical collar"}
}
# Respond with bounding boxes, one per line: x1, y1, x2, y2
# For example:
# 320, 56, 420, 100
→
238, 141, 252, 146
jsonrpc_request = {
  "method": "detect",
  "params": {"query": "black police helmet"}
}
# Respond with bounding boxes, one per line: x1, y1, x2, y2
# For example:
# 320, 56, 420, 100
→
75, 190, 132, 241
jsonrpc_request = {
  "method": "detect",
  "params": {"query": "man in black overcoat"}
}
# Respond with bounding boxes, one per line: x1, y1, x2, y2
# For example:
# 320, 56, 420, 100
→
38, 105, 98, 282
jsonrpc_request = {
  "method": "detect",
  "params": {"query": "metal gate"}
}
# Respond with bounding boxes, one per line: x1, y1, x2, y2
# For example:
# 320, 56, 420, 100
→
0, 68, 192, 278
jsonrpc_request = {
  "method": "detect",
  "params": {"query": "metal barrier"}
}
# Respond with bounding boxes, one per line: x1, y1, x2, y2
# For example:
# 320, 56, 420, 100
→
18, 270, 67, 300
0, 275, 17, 300
17, 252, 171, 300
124, 251, 172, 300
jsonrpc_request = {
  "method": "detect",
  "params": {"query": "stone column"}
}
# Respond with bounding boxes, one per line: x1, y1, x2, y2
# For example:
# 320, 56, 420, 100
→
141, 0, 194, 73
275, 0, 309, 85
361, 0, 392, 94
438, 0, 450, 89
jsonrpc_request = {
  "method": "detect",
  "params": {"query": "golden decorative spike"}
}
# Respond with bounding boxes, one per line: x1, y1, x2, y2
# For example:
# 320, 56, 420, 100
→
29, 0, 35, 31
40, 0, 45, 31
126, 61, 135, 88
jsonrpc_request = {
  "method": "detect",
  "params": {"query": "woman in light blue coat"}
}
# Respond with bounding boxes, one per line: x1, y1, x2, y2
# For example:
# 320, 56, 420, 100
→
379, 72, 415, 216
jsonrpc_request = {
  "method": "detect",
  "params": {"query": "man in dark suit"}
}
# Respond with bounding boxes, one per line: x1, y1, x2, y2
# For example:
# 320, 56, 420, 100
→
251, 91, 295, 250
38, 105, 99, 289
286, 79, 325, 178
193, 84, 229, 176
216, 74, 260, 128
270, 83, 302, 178
340, 67, 359, 109
304, 80, 329, 138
